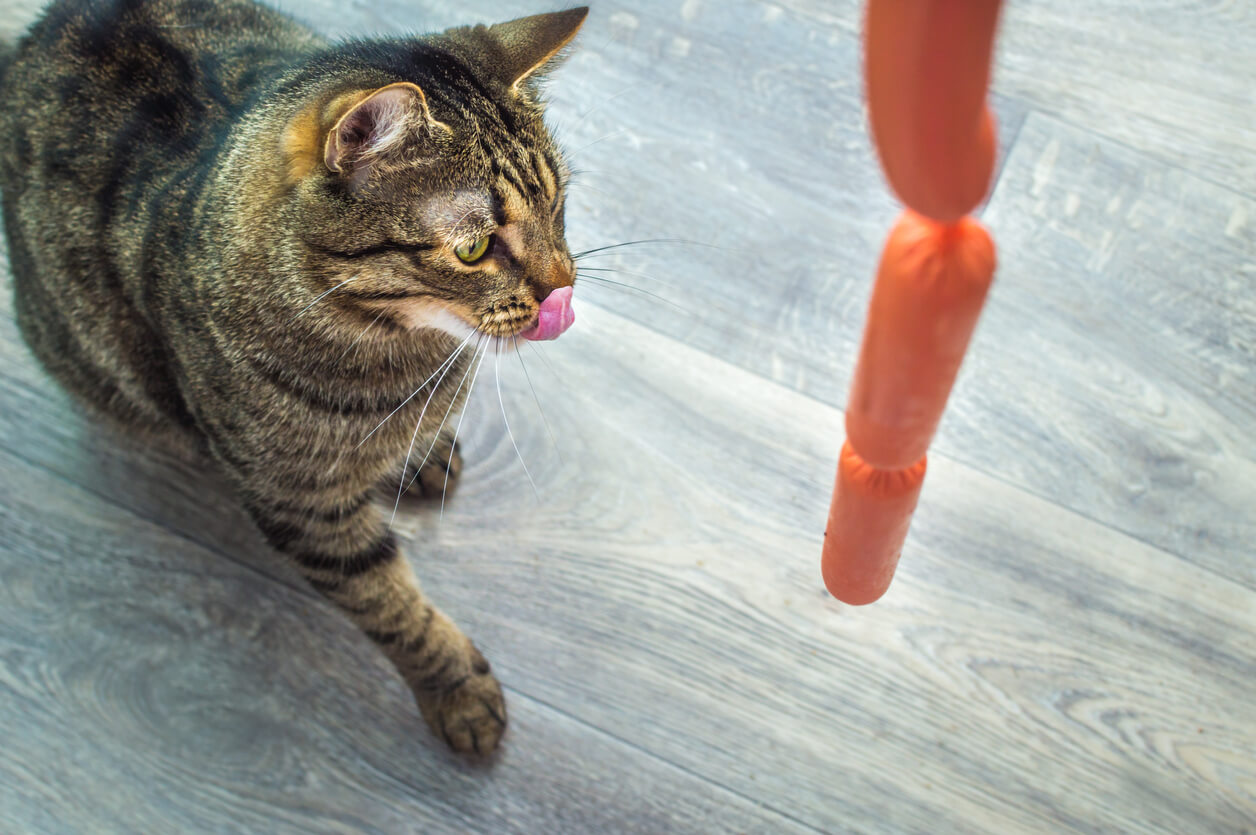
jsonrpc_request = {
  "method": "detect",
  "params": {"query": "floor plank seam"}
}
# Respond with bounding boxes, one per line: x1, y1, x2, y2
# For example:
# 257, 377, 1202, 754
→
0, 1, 1252, 829
507, 300, 1253, 597
2, 309, 1249, 623
985, 102, 1032, 207
916, 454, 1255, 595
1022, 106, 1256, 203
508, 689, 830, 835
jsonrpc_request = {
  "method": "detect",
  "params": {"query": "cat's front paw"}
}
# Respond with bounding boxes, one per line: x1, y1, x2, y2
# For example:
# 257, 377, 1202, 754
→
396, 437, 462, 500
415, 652, 507, 756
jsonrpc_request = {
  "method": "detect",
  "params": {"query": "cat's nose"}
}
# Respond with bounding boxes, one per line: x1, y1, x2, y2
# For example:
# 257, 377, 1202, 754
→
527, 247, 572, 302
545, 252, 573, 292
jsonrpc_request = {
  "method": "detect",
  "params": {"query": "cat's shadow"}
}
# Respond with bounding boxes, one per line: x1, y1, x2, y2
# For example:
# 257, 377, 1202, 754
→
71, 416, 512, 775
76, 414, 290, 578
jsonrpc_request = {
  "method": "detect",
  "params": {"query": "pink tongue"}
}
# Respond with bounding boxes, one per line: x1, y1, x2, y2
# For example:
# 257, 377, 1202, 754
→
521, 286, 575, 341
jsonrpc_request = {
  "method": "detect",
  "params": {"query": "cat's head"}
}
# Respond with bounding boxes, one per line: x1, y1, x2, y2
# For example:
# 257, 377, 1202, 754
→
276, 8, 588, 344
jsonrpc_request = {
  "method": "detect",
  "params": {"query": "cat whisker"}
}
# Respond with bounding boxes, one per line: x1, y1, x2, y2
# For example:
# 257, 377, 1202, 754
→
386, 336, 479, 524
519, 345, 563, 463
564, 167, 609, 188
294, 273, 360, 319
577, 272, 692, 315
572, 238, 727, 259
438, 342, 491, 520
525, 340, 560, 381
569, 127, 628, 156
565, 180, 613, 201
574, 80, 658, 123
322, 308, 392, 476
576, 264, 670, 287
441, 207, 482, 251
404, 335, 486, 495
495, 342, 540, 501
368, 335, 472, 459
336, 308, 387, 363
356, 329, 476, 451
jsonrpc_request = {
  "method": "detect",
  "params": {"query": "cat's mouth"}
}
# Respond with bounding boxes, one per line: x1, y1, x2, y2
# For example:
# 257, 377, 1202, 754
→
516, 286, 575, 342
375, 287, 575, 344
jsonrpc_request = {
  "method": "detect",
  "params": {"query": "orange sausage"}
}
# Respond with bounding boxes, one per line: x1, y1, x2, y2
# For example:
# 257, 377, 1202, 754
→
845, 210, 995, 470
865, 0, 1002, 221
822, 443, 927, 605
820, 0, 1004, 603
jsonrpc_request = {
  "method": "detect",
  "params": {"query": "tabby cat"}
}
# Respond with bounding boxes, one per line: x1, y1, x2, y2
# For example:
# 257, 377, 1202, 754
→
0, 0, 589, 755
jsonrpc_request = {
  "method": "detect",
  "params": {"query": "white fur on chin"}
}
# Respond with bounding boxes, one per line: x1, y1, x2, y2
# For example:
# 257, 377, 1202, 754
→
393, 300, 521, 354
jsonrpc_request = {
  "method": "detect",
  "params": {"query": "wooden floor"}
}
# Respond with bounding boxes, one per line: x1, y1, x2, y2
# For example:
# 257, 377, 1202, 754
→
2, 1, 1254, 833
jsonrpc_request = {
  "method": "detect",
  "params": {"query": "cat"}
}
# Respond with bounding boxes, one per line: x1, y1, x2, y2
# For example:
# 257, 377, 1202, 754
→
0, 0, 588, 756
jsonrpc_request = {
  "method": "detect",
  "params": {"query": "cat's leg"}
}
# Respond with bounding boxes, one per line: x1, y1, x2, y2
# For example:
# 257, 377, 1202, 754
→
243, 489, 505, 754
382, 428, 463, 501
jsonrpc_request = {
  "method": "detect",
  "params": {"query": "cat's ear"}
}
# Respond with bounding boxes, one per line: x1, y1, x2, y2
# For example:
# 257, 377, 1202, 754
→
323, 82, 449, 183
484, 7, 589, 91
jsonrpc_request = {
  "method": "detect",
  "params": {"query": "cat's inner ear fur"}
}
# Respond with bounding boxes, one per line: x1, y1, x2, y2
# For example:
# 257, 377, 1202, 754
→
483, 7, 589, 91
321, 82, 448, 184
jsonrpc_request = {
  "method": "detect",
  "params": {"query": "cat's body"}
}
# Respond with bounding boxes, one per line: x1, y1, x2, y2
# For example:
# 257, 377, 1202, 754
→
0, 0, 587, 755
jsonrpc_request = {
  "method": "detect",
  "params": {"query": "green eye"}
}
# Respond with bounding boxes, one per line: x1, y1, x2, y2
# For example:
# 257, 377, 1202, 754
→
454, 235, 492, 264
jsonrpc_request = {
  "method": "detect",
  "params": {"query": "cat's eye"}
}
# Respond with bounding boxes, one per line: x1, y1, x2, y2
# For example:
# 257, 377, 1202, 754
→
454, 235, 492, 264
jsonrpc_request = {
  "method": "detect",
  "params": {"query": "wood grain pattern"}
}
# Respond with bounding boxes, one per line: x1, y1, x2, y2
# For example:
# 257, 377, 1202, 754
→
317, 1, 1252, 590
760, 0, 1256, 191
991, 0, 1256, 192
1, 0, 1254, 833
0, 444, 812, 835
404, 303, 1256, 834
1, 290, 1252, 832
965, 113, 1256, 589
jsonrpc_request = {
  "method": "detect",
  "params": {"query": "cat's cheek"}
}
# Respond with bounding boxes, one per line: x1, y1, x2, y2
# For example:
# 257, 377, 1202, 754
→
383, 299, 479, 341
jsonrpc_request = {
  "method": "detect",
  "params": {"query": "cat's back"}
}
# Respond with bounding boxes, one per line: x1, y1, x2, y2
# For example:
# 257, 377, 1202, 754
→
1, 0, 322, 182
0, 0, 324, 439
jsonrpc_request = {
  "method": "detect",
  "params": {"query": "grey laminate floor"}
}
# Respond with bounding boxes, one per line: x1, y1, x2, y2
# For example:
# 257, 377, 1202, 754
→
1, 1, 1253, 833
